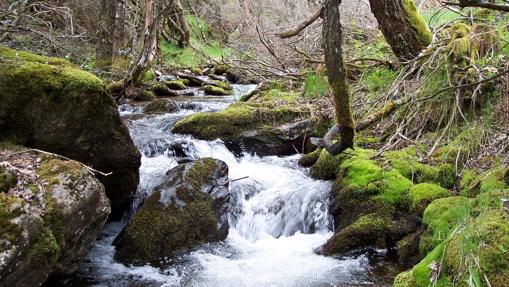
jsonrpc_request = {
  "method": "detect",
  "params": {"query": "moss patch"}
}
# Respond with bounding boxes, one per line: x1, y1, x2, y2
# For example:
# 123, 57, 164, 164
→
409, 183, 450, 214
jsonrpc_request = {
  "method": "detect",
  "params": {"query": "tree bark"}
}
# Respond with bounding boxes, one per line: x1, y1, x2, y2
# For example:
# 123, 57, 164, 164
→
96, 0, 118, 72
322, 0, 355, 155
369, 0, 432, 60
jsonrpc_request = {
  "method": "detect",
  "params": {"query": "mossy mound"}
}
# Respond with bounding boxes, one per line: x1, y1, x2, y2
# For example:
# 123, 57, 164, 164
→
298, 148, 323, 168
164, 80, 187, 90
114, 158, 232, 266
173, 88, 327, 155
395, 179, 509, 286
152, 83, 179, 97
202, 85, 232, 96
409, 183, 451, 214
0, 47, 140, 219
322, 213, 388, 255
144, 99, 179, 114
309, 149, 346, 180
0, 149, 109, 286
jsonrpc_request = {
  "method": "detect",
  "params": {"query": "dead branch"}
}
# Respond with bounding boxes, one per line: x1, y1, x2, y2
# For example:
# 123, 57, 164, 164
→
443, 0, 509, 12
276, 8, 322, 39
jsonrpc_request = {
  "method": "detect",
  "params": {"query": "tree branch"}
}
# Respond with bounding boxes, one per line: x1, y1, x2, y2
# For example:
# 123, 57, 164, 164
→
276, 8, 322, 39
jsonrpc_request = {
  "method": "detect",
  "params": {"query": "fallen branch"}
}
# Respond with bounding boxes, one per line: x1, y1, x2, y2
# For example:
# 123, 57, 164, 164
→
443, 0, 509, 12
277, 8, 322, 39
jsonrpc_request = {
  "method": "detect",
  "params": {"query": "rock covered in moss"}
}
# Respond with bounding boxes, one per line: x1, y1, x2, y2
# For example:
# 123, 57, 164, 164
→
152, 83, 179, 97
113, 158, 231, 266
0, 149, 110, 287
309, 149, 345, 180
298, 148, 322, 168
0, 166, 17, 192
321, 213, 387, 255
144, 99, 179, 114
409, 183, 450, 214
164, 80, 187, 90
173, 88, 328, 156
202, 85, 232, 96
133, 90, 155, 102
0, 47, 140, 219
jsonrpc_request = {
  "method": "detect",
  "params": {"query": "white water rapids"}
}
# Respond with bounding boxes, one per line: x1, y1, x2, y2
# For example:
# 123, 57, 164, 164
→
67, 85, 395, 287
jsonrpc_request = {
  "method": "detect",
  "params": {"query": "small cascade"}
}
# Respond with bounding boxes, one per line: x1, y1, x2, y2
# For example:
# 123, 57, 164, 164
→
71, 80, 391, 287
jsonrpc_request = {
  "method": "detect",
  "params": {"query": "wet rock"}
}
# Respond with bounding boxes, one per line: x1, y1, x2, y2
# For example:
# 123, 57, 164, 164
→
114, 158, 231, 266
163, 80, 187, 90
152, 83, 179, 97
144, 99, 179, 114
0, 149, 110, 287
202, 85, 232, 96
172, 88, 331, 156
133, 90, 155, 102
0, 47, 140, 219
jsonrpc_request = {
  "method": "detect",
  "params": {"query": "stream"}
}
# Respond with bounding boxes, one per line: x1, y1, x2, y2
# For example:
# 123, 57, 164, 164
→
64, 84, 399, 287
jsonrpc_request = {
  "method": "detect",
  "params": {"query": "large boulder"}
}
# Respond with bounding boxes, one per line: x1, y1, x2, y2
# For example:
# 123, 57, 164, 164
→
0, 148, 110, 287
172, 87, 332, 156
113, 158, 231, 266
0, 47, 141, 219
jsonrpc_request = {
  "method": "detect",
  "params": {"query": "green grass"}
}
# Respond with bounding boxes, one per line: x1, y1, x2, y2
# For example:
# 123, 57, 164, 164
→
303, 72, 329, 98
160, 15, 230, 68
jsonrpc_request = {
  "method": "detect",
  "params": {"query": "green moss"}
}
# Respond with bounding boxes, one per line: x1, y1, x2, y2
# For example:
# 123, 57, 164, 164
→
444, 210, 509, 286
142, 69, 155, 82
422, 196, 472, 252
202, 85, 232, 96
0, 166, 17, 192
479, 168, 508, 194
0, 193, 24, 245
144, 99, 178, 114
28, 225, 60, 271
0, 47, 72, 67
339, 149, 413, 209
459, 169, 478, 197
360, 66, 397, 94
38, 158, 82, 185
411, 243, 445, 286
432, 125, 485, 165
298, 148, 322, 168
383, 147, 455, 188
393, 270, 417, 287
323, 213, 388, 255
401, 0, 433, 45
172, 89, 305, 141
185, 158, 219, 192
164, 80, 187, 90
309, 149, 346, 180
410, 183, 450, 214
208, 80, 233, 91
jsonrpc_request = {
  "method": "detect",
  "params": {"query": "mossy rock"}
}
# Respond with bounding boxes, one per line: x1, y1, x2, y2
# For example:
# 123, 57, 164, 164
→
421, 196, 472, 253
409, 183, 451, 215
393, 270, 418, 287
144, 99, 179, 114
106, 81, 124, 96
133, 90, 155, 102
298, 148, 322, 168
172, 89, 321, 156
114, 158, 232, 266
322, 213, 388, 255
152, 83, 179, 97
384, 147, 456, 188
0, 47, 140, 219
0, 166, 17, 193
164, 80, 187, 90
0, 149, 109, 287
212, 64, 230, 75
202, 85, 232, 96
207, 80, 233, 91
309, 149, 346, 180
444, 210, 509, 286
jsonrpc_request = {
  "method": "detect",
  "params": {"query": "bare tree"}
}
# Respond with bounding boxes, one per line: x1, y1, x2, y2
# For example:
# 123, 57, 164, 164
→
322, 0, 355, 155
96, 0, 118, 73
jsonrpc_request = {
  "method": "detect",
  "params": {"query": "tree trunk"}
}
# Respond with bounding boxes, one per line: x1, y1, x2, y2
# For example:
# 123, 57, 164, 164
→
96, 0, 118, 72
322, 0, 355, 155
129, 0, 159, 84
369, 0, 432, 60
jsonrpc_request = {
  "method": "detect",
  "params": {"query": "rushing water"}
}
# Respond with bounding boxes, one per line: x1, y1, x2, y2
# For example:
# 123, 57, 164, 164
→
64, 84, 398, 287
